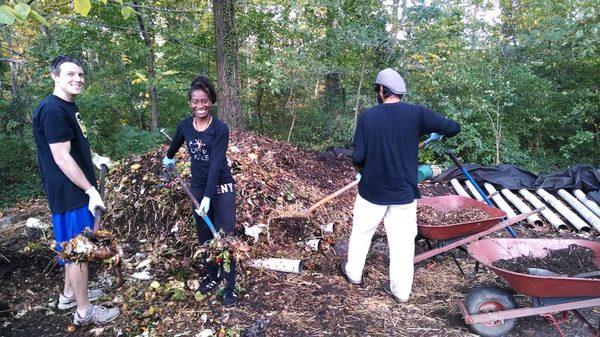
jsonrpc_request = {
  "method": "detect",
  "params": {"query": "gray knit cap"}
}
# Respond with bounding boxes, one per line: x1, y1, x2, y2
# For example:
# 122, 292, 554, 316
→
375, 68, 406, 94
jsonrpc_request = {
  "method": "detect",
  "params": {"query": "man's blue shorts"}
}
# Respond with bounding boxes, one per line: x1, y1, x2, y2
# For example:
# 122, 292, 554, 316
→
52, 205, 94, 265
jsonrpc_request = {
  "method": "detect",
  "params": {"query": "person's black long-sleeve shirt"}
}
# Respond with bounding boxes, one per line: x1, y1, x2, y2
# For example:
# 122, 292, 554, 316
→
352, 101, 460, 205
166, 116, 234, 198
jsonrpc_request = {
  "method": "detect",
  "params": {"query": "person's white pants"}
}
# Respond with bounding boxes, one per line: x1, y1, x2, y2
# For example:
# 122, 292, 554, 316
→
345, 193, 417, 300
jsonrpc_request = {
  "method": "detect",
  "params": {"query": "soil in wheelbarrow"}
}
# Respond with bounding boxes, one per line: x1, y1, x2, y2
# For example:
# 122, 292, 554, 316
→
492, 244, 598, 277
417, 205, 491, 226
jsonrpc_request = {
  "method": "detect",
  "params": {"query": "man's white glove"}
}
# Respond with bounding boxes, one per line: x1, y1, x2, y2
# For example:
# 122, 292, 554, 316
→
92, 153, 112, 171
85, 187, 106, 214
195, 197, 211, 216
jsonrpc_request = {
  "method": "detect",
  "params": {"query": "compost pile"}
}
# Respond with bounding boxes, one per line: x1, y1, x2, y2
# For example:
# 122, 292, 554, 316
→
492, 244, 598, 277
90, 130, 375, 335
102, 130, 354, 243
417, 205, 490, 226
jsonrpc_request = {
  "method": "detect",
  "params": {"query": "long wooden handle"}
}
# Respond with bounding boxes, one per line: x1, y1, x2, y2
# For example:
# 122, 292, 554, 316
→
306, 179, 359, 217
93, 164, 109, 231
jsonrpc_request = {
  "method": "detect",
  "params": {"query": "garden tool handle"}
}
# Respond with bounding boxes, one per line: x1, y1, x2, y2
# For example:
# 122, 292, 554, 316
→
171, 166, 220, 239
446, 150, 463, 169
306, 179, 359, 218
444, 149, 518, 238
199, 212, 220, 239
93, 164, 109, 231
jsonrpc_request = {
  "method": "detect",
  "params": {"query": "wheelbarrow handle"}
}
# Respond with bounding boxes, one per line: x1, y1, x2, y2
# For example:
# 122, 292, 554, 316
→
93, 164, 109, 231
171, 166, 220, 239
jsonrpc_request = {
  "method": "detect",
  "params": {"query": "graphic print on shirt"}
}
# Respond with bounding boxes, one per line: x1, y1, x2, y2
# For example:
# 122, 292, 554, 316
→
189, 138, 209, 162
75, 111, 88, 138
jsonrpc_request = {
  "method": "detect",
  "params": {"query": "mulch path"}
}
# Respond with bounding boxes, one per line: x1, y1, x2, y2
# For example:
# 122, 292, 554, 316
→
1, 130, 598, 337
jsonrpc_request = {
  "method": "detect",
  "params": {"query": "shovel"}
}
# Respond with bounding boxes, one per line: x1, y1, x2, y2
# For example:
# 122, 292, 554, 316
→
170, 165, 220, 239
269, 178, 359, 223
93, 164, 109, 231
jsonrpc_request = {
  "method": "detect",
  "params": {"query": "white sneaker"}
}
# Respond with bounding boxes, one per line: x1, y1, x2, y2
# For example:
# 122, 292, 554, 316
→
73, 305, 120, 326
58, 288, 103, 310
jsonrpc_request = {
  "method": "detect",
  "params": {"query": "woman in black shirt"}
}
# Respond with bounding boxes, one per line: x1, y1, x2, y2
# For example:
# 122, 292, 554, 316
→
163, 76, 238, 307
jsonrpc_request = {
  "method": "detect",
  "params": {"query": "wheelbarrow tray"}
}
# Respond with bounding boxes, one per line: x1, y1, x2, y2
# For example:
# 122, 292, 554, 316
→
468, 238, 600, 297
417, 195, 506, 241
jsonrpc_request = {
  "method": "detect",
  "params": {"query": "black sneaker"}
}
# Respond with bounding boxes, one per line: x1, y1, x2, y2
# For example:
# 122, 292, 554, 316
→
199, 277, 220, 295
223, 288, 238, 307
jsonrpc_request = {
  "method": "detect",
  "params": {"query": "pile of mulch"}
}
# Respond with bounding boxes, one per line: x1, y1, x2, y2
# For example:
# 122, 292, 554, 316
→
492, 244, 598, 277
417, 205, 490, 226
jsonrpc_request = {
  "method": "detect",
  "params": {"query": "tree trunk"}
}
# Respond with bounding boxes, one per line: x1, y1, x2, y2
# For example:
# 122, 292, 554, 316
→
133, 0, 158, 131
213, 0, 244, 130
354, 48, 369, 126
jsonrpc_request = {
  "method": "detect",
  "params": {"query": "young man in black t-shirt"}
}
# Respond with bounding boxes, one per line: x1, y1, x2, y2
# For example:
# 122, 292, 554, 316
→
32, 55, 119, 325
340, 68, 461, 303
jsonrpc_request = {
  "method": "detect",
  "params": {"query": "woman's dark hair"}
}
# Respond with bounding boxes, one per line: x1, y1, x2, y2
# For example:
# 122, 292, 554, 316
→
51, 55, 82, 75
189, 76, 217, 104
374, 84, 403, 100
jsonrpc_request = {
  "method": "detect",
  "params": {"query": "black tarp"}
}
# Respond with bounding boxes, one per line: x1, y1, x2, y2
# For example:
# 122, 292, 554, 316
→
434, 164, 600, 203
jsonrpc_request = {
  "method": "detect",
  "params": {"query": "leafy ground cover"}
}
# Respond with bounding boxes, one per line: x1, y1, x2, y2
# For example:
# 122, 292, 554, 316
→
1, 131, 597, 337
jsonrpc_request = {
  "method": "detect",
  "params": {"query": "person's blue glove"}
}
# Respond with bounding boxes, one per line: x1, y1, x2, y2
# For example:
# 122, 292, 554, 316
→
195, 197, 210, 216
420, 133, 443, 148
163, 156, 175, 168
355, 173, 361, 181
427, 133, 443, 143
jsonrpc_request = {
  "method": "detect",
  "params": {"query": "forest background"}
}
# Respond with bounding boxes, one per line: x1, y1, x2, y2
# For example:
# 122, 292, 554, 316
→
0, 0, 598, 210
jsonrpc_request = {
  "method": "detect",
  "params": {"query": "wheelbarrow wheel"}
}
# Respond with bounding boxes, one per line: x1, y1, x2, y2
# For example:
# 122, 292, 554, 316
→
465, 286, 517, 337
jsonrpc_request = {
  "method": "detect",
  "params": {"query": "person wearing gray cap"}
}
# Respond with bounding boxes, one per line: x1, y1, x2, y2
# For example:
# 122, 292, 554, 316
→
339, 68, 461, 303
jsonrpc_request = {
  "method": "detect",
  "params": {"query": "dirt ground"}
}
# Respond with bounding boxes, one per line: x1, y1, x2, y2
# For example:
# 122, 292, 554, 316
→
1, 131, 598, 337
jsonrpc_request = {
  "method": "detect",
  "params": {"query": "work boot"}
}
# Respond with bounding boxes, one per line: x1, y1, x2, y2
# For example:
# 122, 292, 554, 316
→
73, 305, 120, 326
222, 288, 238, 307
58, 288, 103, 310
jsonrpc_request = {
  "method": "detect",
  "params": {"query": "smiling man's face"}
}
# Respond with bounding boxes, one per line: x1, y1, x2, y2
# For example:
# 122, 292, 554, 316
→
52, 62, 84, 102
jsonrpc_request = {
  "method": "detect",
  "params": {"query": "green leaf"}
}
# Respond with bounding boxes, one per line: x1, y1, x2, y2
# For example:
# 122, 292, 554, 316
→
74, 0, 92, 17
0, 6, 16, 25
194, 291, 205, 302
30, 10, 49, 27
13, 3, 30, 20
121, 6, 135, 20
100, 0, 108, 3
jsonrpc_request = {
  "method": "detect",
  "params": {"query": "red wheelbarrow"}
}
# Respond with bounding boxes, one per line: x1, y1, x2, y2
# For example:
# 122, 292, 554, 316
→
417, 195, 507, 241
459, 238, 600, 337
413, 195, 510, 274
